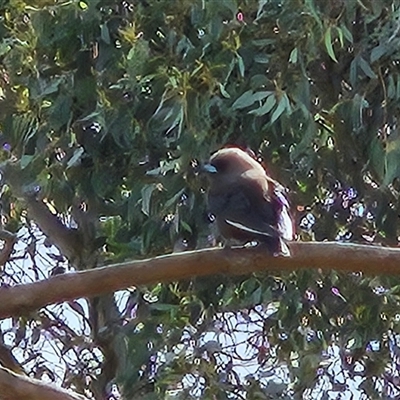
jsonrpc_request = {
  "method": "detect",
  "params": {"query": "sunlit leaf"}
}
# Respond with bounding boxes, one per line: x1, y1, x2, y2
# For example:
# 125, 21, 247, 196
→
289, 47, 298, 64
324, 26, 338, 63
237, 54, 245, 77
232, 90, 254, 110
218, 83, 231, 98
249, 93, 276, 116
141, 184, 157, 216
67, 147, 84, 169
270, 95, 287, 123
337, 27, 344, 47
20, 155, 34, 169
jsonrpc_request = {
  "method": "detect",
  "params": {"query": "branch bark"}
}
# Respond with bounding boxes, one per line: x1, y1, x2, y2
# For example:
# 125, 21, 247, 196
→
0, 366, 87, 400
0, 162, 85, 267
0, 230, 17, 267
26, 198, 83, 267
0, 344, 24, 374
0, 242, 399, 319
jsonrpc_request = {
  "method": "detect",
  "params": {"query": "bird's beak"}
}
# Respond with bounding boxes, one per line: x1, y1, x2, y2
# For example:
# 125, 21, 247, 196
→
201, 163, 218, 174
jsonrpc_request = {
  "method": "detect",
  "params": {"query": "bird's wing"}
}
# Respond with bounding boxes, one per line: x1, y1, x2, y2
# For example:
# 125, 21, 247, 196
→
273, 187, 294, 241
208, 176, 280, 238
258, 174, 293, 241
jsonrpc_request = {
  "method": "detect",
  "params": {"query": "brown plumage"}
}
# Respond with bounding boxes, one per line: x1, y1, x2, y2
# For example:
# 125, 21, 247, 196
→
203, 147, 293, 254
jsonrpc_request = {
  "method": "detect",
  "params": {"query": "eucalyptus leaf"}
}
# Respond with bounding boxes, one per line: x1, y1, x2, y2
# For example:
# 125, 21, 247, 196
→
324, 26, 338, 63
270, 96, 287, 123
249, 94, 276, 116
359, 57, 377, 79
67, 147, 85, 169
232, 90, 254, 110
141, 184, 157, 216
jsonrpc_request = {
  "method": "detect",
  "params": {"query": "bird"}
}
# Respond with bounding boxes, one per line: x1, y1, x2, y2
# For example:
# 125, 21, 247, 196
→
202, 147, 293, 255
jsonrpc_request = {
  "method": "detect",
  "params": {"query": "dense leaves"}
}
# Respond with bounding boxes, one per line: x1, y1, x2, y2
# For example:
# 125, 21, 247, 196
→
1, 0, 400, 399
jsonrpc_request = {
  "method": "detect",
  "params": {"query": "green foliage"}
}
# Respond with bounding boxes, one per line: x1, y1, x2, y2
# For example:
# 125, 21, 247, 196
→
1, 0, 400, 398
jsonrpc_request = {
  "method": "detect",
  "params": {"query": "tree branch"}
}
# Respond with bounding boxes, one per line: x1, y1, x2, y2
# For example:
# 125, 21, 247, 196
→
0, 162, 84, 267
0, 343, 24, 374
25, 197, 83, 267
0, 242, 399, 319
0, 230, 17, 267
0, 366, 87, 400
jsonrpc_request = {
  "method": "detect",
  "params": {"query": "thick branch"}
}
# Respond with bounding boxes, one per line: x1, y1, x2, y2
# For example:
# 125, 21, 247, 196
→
0, 366, 87, 400
0, 242, 399, 319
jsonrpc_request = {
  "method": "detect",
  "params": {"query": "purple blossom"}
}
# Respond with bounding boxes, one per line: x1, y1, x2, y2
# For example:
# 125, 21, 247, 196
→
2, 143, 11, 151
331, 287, 340, 296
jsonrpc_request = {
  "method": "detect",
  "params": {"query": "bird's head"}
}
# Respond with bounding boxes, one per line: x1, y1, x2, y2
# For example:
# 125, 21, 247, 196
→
202, 147, 264, 180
